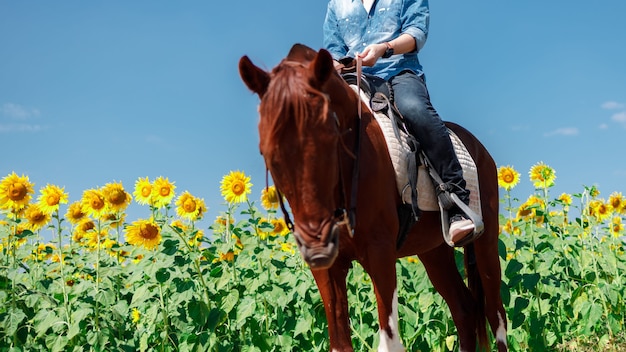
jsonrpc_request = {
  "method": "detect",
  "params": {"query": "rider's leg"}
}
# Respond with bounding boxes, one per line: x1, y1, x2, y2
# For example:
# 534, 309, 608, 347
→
389, 70, 474, 242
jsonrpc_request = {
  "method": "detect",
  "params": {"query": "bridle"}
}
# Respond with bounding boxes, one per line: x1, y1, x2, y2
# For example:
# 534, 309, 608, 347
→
267, 57, 365, 239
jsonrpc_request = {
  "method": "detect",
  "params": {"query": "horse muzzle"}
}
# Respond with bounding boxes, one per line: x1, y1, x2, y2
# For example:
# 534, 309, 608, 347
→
293, 221, 340, 270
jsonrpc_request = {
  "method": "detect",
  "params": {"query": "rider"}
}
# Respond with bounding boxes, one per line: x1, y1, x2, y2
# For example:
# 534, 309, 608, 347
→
323, 0, 475, 244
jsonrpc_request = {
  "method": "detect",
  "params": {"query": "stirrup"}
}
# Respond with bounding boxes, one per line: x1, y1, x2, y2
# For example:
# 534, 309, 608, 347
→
440, 193, 484, 247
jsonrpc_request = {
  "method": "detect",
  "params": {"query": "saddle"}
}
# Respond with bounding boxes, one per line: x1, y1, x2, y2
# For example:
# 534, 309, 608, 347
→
342, 73, 484, 248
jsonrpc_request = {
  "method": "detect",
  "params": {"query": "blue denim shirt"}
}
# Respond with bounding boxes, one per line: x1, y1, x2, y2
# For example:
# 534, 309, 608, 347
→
323, 0, 429, 80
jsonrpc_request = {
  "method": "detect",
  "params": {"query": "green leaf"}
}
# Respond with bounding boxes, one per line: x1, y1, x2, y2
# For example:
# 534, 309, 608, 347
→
155, 267, 171, 283
236, 296, 257, 328
221, 289, 239, 314
162, 239, 179, 255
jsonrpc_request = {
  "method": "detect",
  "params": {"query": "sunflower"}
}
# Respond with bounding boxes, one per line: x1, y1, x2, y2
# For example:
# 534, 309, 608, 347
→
220, 170, 252, 204
66, 201, 86, 225
0, 172, 35, 212
261, 185, 281, 210
73, 218, 96, 244
103, 182, 132, 212
608, 192, 625, 214
271, 218, 290, 237
131, 308, 141, 324
83, 229, 109, 250
497, 166, 520, 191
610, 216, 624, 237
588, 199, 612, 222
558, 193, 572, 206
152, 177, 176, 208
529, 162, 556, 188
175, 191, 206, 221
133, 177, 153, 206
33, 243, 56, 261
37, 184, 68, 215
101, 212, 126, 229
280, 242, 296, 255
81, 188, 108, 218
24, 204, 52, 231
125, 218, 162, 250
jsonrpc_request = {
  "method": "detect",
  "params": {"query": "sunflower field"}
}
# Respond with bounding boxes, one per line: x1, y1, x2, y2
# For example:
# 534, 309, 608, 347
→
0, 163, 625, 351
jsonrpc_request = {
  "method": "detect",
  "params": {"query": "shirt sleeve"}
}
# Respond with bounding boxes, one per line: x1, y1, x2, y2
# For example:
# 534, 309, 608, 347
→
323, 2, 349, 60
401, 0, 429, 52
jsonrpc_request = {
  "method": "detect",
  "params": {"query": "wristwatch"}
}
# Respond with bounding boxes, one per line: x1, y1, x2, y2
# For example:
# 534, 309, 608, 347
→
382, 42, 394, 58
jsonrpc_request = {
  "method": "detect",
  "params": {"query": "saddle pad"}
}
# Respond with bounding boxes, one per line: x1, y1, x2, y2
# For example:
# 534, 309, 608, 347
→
350, 85, 482, 215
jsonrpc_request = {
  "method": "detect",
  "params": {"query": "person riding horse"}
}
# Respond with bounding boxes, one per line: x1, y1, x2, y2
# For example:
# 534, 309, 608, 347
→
323, 0, 475, 245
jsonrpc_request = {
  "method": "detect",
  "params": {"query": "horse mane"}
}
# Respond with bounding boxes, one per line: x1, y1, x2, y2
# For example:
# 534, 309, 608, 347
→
258, 59, 331, 152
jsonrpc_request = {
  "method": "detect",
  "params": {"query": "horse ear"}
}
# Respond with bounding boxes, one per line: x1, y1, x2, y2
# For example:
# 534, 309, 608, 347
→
309, 49, 335, 87
239, 55, 270, 97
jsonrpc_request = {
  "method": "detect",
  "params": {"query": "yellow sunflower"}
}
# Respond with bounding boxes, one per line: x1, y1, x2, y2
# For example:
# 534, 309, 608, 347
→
175, 191, 206, 221
558, 193, 572, 206
103, 181, 132, 212
83, 229, 109, 250
33, 243, 56, 261
65, 201, 86, 225
37, 184, 68, 215
0, 172, 35, 212
609, 192, 625, 214
73, 218, 96, 244
529, 162, 556, 188
220, 170, 252, 204
588, 199, 612, 222
133, 177, 153, 206
24, 204, 52, 231
131, 308, 141, 324
497, 165, 520, 191
125, 218, 162, 250
151, 177, 176, 208
261, 185, 281, 210
81, 188, 108, 218
101, 212, 126, 229
271, 218, 290, 237
610, 216, 624, 237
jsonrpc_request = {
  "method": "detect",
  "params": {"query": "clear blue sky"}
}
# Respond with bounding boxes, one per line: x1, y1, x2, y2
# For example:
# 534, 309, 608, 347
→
2, 1, 625, 231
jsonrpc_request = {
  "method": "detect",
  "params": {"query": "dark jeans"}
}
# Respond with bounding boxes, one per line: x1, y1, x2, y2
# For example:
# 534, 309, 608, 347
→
389, 70, 470, 206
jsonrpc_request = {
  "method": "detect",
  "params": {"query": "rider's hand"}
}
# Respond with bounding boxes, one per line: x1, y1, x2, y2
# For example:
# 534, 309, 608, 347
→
358, 43, 387, 67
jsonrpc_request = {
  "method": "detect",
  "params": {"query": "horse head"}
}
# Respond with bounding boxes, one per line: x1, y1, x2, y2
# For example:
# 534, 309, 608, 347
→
239, 44, 359, 270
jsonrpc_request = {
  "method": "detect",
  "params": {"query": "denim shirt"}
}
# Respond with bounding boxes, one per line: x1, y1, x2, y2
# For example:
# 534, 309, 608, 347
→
323, 0, 429, 80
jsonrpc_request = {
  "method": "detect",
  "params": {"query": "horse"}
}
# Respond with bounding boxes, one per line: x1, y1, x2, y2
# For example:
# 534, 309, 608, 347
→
238, 43, 508, 352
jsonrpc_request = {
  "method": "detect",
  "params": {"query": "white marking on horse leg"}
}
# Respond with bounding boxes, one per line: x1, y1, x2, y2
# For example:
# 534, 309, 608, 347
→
496, 311, 508, 348
378, 289, 405, 352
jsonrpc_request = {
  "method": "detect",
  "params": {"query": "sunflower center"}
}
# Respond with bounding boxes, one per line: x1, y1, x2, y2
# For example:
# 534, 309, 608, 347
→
231, 182, 245, 196
109, 190, 127, 205
91, 197, 105, 210
160, 187, 171, 197
502, 172, 514, 183
183, 198, 197, 213
273, 222, 285, 233
30, 212, 45, 223
46, 194, 60, 206
141, 186, 152, 197
140, 223, 159, 240
8, 183, 27, 201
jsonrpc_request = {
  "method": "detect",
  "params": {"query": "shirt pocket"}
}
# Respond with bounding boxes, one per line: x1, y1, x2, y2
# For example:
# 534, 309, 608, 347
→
375, 1, 402, 35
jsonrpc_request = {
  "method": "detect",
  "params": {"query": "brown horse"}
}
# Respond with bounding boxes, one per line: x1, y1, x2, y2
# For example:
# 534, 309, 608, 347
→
239, 44, 507, 352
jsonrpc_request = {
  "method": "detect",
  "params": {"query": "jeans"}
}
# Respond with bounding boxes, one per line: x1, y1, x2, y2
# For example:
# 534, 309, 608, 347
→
388, 70, 470, 206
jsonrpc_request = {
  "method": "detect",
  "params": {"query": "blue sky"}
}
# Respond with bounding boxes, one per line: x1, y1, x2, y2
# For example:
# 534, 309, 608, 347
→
1, 1, 625, 231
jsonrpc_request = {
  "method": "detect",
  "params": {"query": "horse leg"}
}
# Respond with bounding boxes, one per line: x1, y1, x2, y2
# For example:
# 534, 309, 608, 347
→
362, 243, 405, 352
418, 244, 477, 352
474, 233, 508, 351
311, 259, 353, 352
